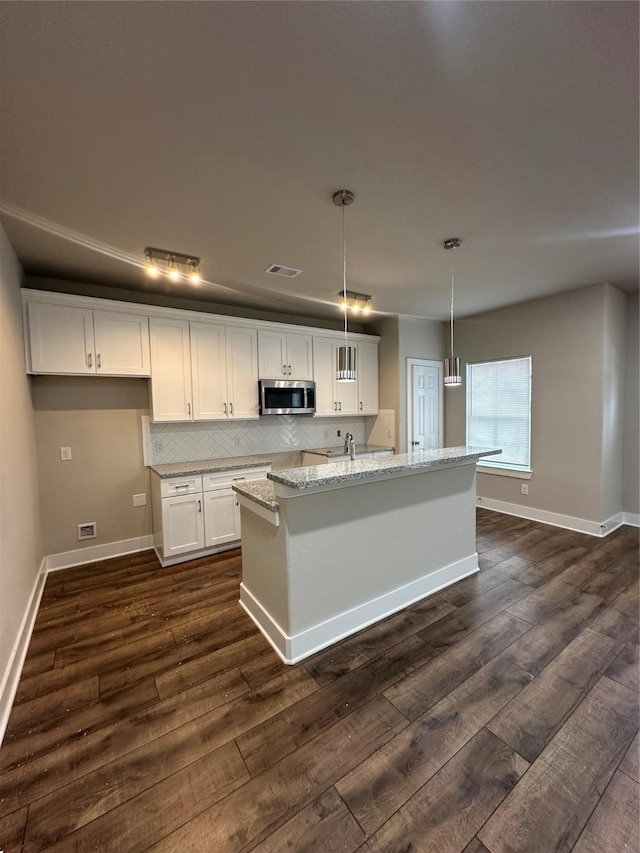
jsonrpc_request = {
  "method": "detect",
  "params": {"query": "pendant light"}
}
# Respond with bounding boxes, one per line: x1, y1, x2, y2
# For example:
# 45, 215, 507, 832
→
443, 237, 462, 387
333, 189, 357, 382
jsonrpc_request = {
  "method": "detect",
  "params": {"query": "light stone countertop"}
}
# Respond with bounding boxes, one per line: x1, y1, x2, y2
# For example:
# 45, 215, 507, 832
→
304, 444, 395, 458
150, 456, 273, 478
268, 446, 501, 491
232, 479, 279, 512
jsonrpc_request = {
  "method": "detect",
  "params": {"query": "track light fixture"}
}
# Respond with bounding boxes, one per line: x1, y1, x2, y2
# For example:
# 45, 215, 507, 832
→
144, 248, 201, 283
338, 290, 372, 315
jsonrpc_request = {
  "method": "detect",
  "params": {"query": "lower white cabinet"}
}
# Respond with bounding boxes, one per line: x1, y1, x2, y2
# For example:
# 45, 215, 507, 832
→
151, 465, 270, 566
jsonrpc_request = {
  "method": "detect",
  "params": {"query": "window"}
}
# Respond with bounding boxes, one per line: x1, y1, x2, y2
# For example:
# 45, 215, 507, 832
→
466, 355, 532, 473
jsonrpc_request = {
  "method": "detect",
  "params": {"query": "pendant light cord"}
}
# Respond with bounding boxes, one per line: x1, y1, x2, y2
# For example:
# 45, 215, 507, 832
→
449, 246, 455, 358
343, 200, 348, 346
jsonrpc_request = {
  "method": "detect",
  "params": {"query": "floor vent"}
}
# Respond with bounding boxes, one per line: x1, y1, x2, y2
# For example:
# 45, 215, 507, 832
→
265, 264, 303, 278
77, 522, 97, 540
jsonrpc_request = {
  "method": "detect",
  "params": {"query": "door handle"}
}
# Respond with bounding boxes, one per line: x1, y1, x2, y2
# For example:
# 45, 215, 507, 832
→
87, 353, 92, 368
412, 441, 420, 446
187, 402, 191, 417
97, 354, 101, 369
359, 401, 363, 411
288, 365, 291, 375
198, 500, 202, 513
283, 364, 287, 375
223, 402, 227, 414
229, 402, 233, 415
334, 402, 337, 411
338, 401, 342, 411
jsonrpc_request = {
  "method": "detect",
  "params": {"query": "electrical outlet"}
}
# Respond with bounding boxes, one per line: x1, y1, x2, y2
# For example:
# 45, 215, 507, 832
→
521, 483, 529, 495
133, 493, 147, 507
60, 446, 72, 461
154, 440, 164, 453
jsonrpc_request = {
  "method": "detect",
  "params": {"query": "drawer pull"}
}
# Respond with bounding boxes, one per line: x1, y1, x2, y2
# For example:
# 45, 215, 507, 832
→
175, 484, 190, 490
232, 476, 246, 481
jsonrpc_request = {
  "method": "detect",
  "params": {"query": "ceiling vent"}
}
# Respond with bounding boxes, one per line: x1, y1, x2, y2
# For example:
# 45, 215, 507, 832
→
265, 264, 303, 278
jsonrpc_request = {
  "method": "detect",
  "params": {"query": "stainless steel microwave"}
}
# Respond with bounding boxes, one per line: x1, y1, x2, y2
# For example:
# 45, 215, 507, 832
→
259, 379, 316, 415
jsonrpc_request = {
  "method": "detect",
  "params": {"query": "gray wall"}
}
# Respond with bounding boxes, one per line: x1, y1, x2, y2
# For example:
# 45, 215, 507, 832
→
600, 284, 627, 520
444, 283, 620, 524
623, 292, 639, 515
0, 225, 43, 719
30, 377, 152, 555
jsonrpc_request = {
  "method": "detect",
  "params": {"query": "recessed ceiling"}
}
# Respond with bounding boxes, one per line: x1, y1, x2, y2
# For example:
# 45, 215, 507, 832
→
0, 1, 637, 324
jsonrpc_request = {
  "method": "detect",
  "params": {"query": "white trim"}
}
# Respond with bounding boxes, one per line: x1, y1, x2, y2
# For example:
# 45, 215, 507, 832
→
476, 496, 625, 537
153, 540, 241, 568
239, 553, 478, 664
621, 511, 640, 528
0, 559, 47, 747
141, 414, 151, 467
406, 358, 443, 453
45, 534, 155, 572
477, 465, 533, 480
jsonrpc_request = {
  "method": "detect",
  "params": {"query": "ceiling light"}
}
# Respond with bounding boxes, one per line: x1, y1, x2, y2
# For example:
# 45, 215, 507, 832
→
333, 189, 357, 383
337, 289, 372, 314
443, 238, 462, 388
144, 247, 201, 283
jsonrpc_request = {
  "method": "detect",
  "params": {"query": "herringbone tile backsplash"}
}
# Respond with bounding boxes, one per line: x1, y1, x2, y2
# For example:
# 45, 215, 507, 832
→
148, 414, 390, 465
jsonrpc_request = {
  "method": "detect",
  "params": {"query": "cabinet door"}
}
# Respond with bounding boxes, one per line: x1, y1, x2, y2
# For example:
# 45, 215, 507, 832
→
226, 326, 259, 420
257, 330, 287, 379
161, 493, 204, 557
312, 337, 337, 416
357, 340, 379, 415
286, 333, 314, 380
203, 489, 241, 547
191, 322, 228, 420
93, 310, 150, 376
27, 302, 95, 374
149, 318, 193, 422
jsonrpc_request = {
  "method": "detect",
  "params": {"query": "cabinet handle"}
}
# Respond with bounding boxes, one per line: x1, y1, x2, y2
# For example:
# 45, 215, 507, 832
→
198, 499, 202, 513
87, 353, 92, 368
288, 365, 291, 375
360, 401, 363, 411
187, 402, 191, 417
175, 484, 190, 490
334, 402, 337, 411
229, 402, 233, 415
97, 354, 101, 369
283, 364, 287, 375
223, 402, 227, 414
338, 401, 342, 411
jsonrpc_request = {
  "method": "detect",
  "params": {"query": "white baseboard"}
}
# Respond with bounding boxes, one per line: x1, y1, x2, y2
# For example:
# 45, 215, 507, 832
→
45, 534, 155, 572
0, 558, 47, 748
622, 511, 640, 528
476, 496, 626, 538
239, 553, 479, 665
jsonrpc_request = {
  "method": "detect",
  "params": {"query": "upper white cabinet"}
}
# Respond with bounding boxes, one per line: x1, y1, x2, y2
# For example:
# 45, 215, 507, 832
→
258, 330, 313, 381
27, 301, 150, 376
149, 317, 193, 421
357, 340, 379, 415
312, 337, 358, 416
151, 319, 259, 423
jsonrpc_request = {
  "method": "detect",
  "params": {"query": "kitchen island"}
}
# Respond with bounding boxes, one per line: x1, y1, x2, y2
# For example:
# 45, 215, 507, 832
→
234, 445, 500, 663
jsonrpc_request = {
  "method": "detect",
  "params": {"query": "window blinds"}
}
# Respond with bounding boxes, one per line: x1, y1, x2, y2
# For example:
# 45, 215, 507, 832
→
466, 355, 532, 471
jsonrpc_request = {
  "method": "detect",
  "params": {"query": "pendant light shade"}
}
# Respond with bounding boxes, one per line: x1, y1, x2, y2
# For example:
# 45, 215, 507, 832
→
443, 238, 462, 388
333, 189, 357, 383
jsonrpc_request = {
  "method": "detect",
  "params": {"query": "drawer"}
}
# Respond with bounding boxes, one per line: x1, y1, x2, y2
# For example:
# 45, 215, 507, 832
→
160, 475, 203, 498
203, 466, 270, 492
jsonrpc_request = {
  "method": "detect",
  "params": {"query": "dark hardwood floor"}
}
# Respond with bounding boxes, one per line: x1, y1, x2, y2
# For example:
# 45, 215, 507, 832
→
1, 510, 638, 852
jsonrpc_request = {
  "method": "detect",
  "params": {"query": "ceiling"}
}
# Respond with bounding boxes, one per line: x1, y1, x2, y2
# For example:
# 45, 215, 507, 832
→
0, 1, 638, 325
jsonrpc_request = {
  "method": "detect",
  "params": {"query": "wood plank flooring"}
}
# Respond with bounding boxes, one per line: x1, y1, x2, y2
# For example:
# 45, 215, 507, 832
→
1, 510, 638, 852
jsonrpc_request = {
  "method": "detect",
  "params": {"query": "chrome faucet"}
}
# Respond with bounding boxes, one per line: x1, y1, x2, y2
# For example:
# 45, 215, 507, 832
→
344, 432, 356, 460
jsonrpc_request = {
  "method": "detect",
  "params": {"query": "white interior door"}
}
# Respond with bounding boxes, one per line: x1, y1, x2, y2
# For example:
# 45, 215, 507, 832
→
408, 360, 442, 451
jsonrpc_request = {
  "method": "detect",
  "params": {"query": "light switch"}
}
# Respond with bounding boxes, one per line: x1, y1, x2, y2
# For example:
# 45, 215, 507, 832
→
60, 446, 72, 461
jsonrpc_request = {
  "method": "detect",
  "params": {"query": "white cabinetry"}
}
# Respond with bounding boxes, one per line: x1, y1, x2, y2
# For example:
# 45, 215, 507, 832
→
258, 330, 313, 380
312, 337, 358, 416
150, 320, 259, 423
149, 318, 193, 421
357, 340, 379, 415
27, 301, 150, 376
151, 465, 270, 566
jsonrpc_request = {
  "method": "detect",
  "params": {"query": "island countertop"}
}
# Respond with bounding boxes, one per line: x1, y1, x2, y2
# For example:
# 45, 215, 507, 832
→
268, 446, 501, 491
233, 479, 279, 512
